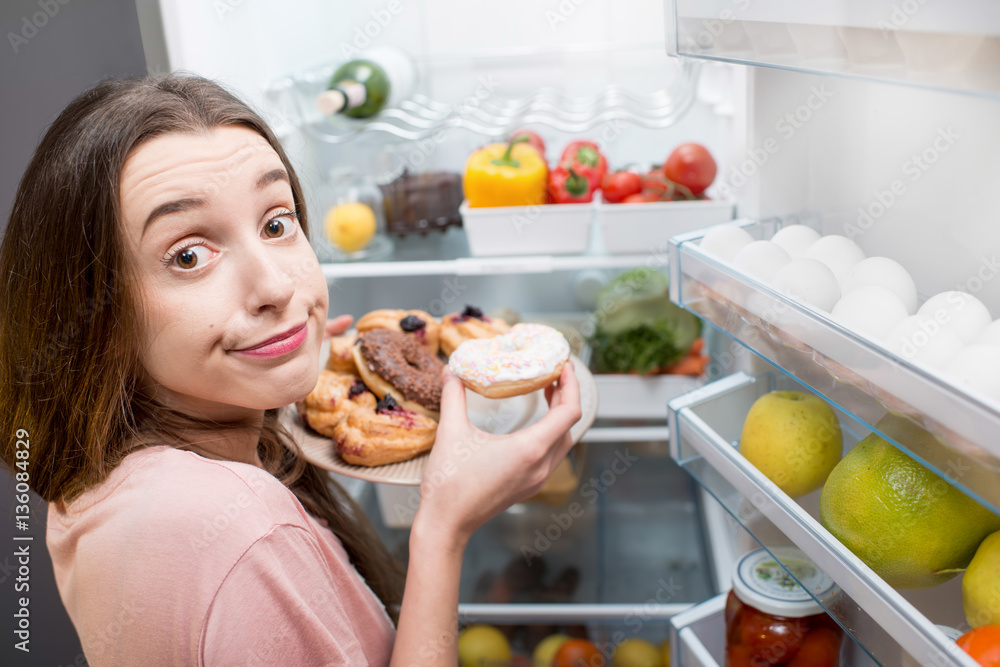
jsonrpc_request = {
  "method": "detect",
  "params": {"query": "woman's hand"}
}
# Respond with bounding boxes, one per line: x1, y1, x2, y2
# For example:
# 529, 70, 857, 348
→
413, 363, 583, 548
323, 314, 353, 338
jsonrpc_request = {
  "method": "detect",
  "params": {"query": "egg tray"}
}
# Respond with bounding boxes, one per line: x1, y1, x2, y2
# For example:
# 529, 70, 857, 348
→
669, 234, 1000, 513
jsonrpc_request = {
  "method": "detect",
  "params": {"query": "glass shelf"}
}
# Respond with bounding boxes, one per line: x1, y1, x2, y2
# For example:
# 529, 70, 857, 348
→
316, 226, 657, 279
668, 219, 1000, 515
670, 0, 1000, 100
668, 371, 979, 667
266, 48, 699, 144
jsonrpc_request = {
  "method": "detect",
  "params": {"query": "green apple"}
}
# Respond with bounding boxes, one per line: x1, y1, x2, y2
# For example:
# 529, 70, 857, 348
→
740, 391, 842, 498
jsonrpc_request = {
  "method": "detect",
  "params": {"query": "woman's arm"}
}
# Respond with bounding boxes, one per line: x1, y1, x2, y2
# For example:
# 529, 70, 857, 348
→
389, 364, 582, 666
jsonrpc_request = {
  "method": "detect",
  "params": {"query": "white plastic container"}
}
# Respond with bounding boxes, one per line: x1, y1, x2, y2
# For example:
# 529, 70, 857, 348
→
460, 200, 592, 256
593, 372, 706, 419
596, 198, 734, 255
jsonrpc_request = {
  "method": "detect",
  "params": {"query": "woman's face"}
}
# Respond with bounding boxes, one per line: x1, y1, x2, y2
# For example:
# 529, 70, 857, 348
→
120, 126, 328, 420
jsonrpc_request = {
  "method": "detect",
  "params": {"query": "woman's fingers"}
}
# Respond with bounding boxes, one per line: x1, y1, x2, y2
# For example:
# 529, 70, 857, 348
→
437, 367, 470, 430
324, 314, 354, 338
519, 364, 582, 448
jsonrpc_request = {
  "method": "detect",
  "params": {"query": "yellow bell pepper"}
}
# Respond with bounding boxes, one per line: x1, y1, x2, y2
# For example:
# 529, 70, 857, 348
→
463, 137, 548, 208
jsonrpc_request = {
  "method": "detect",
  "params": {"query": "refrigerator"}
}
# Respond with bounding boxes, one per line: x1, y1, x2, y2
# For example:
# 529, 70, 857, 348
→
138, 1, 1000, 665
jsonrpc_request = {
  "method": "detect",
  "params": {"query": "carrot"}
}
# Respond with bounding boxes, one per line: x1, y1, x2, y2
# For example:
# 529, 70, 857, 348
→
665, 354, 709, 376
688, 338, 705, 356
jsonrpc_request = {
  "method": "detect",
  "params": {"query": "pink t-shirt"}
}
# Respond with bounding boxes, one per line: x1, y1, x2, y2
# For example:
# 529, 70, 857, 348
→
46, 445, 396, 666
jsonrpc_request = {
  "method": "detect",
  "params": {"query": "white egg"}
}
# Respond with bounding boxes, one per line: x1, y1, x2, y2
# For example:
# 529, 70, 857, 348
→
771, 258, 841, 312
976, 319, 1000, 347
770, 225, 822, 259
732, 241, 793, 284
884, 316, 965, 370
831, 285, 909, 340
943, 345, 1000, 405
843, 257, 919, 315
699, 224, 755, 263
917, 291, 992, 344
803, 235, 867, 286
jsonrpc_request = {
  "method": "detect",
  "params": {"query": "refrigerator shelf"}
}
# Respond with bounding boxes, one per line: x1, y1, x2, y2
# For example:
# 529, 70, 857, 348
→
668, 371, 978, 667
668, 220, 1000, 516
669, 0, 1000, 101
669, 593, 726, 667
266, 51, 699, 145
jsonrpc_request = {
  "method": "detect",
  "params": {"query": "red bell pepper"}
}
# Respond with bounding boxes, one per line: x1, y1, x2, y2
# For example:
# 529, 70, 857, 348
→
510, 129, 546, 160
548, 166, 594, 204
559, 141, 607, 190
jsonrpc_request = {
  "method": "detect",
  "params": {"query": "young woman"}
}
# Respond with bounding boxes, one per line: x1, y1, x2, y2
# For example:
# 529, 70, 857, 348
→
0, 74, 581, 665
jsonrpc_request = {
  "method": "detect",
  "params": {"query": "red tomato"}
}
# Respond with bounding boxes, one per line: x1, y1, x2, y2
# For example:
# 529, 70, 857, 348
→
600, 171, 642, 203
622, 193, 652, 204
510, 129, 546, 159
958, 626, 1000, 666
664, 143, 717, 195
553, 638, 606, 667
786, 627, 842, 667
738, 606, 809, 665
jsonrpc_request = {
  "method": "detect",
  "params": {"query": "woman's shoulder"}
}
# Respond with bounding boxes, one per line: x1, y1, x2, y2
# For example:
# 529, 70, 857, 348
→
50, 445, 313, 548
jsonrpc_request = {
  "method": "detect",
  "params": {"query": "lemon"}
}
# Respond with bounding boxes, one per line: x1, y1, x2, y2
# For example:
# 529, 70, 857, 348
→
457, 625, 511, 667
532, 634, 569, 667
819, 433, 1000, 589
659, 639, 670, 667
964, 530, 1000, 627
324, 202, 376, 253
612, 638, 661, 667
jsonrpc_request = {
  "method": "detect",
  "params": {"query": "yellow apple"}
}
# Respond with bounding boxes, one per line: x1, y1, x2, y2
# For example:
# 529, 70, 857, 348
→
533, 634, 569, 667
740, 391, 842, 498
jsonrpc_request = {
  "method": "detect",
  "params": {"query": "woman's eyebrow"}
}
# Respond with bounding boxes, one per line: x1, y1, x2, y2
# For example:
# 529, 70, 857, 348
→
255, 168, 288, 191
141, 168, 290, 239
142, 198, 205, 239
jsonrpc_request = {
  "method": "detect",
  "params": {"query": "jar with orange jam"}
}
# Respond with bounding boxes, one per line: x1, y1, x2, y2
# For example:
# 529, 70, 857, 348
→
726, 547, 843, 667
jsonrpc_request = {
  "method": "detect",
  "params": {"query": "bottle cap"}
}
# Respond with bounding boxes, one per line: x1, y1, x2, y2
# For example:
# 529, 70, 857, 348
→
731, 546, 837, 618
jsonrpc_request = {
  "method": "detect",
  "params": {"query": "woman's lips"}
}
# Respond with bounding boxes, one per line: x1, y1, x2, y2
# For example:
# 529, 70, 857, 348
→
233, 323, 308, 359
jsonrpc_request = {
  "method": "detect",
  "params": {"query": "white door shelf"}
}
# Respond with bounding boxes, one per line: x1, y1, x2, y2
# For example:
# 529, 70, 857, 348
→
667, 371, 978, 667
668, 219, 1000, 516
668, 0, 1000, 101
669, 593, 726, 667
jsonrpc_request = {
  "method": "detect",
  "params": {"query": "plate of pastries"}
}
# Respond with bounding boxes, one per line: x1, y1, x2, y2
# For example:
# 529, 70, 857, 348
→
283, 306, 598, 485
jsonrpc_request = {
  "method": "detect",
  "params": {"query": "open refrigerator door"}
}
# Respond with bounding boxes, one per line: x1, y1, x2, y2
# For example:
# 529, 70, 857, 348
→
139, 0, 1000, 664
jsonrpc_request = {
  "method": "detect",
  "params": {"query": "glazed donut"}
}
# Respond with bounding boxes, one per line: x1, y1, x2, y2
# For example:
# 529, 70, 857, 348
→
440, 306, 511, 357
449, 323, 570, 399
356, 309, 441, 355
325, 334, 358, 373
303, 370, 377, 437
333, 395, 438, 467
353, 329, 444, 420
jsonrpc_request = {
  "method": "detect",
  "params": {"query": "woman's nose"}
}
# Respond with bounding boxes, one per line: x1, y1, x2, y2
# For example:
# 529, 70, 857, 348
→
243, 244, 295, 313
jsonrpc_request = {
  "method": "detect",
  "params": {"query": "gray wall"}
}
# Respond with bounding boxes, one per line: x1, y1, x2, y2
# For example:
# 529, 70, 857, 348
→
1, 0, 148, 664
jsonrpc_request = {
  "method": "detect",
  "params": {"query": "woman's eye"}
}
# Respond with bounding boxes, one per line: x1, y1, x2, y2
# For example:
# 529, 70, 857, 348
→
264, 213, 296, 239
172, 245, 210, 270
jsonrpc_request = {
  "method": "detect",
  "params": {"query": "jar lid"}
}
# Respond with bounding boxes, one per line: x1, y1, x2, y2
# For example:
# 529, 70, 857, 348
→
731, 546, 836, 618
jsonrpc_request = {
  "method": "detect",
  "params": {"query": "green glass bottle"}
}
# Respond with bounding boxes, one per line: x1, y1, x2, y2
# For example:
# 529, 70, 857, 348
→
315, 47, 415, 119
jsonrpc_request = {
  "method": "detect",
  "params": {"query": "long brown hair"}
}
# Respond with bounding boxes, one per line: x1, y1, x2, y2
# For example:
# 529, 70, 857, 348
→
0, 73, 404, 620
